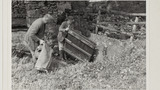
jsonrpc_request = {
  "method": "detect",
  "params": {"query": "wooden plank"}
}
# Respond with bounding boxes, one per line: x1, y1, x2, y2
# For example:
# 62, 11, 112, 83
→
94, 23, 118, 32
64, 42, 90, 61
67, 34, 94, 54
68, 30, 96, 48
100, 9, 146, 16
109, 10, 146, 16
65, 38, 92, 57
12, 28, 28, 32
98, 22, 146, 25
126, 22, 146, 25
94, 24, 133, 36
98, 22, 120, 25
68, 32, 96, 49
63, 48, 86, 62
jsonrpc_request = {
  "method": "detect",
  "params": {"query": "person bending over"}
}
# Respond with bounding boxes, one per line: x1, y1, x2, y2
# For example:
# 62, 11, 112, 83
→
24, 14, 53, 63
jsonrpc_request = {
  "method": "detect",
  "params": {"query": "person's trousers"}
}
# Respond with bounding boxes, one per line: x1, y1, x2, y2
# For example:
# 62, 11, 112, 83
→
58, 41, 66, 60
24, 36, 39, 62
58, 41, 63, 51
24, 36, 38, 52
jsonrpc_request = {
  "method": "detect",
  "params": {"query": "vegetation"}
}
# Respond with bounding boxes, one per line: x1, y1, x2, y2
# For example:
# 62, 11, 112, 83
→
12, 1, 146, 90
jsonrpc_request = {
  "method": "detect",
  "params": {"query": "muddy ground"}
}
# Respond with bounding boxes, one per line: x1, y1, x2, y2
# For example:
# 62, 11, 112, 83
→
12, 31, 146, 90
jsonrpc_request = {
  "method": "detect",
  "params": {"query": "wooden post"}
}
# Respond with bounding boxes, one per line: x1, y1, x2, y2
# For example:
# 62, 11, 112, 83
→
95, 6, 101, 34
130, 17, 139, 42
132, 17, 139, 33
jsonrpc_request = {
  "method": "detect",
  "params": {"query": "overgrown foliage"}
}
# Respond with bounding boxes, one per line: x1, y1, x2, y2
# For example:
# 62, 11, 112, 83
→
12, 1, 146, 90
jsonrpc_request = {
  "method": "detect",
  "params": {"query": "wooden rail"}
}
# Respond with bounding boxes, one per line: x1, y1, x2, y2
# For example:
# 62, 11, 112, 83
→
94, 24, 133, 36
69, 30, 96, 48
100, 9, 146, 16
63, 48, 85, 62
98, 22, 146, 25
12, 28, 28, 32
65, 38, 92, 57
95, 8, 146, 38
110, 10, 146, 16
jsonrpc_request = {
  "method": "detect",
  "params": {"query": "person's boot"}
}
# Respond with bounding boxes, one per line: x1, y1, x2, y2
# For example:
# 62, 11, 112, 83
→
31, 52, 36, 64
63, 51, 67, 60
59, 50, 64, 60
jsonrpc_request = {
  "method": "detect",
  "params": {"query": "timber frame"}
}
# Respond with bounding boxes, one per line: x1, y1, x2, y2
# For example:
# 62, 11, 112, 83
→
95, 8, 146, 40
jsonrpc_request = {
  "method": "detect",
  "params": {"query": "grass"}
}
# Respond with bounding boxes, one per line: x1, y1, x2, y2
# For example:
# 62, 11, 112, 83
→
12, 31, 146, 90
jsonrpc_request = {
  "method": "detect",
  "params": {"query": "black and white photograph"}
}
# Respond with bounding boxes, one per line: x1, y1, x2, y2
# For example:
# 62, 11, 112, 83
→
11, 0, 146, 90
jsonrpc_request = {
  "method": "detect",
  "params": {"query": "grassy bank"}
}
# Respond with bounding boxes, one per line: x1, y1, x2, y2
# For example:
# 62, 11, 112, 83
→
12, 31, 146, 90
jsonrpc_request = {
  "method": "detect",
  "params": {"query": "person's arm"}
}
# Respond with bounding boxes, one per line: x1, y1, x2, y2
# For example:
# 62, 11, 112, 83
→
29, 20, 42, 42
59, 22, 69, 32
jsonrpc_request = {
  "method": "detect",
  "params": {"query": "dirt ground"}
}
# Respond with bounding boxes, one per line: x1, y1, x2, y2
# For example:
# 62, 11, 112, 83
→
12, 31, 146, 90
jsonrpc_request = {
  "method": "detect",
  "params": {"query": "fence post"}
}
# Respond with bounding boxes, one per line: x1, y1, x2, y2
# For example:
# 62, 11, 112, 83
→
130, 17, 139, 41
132, 17, 139, 33
95, 6, 101, 34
